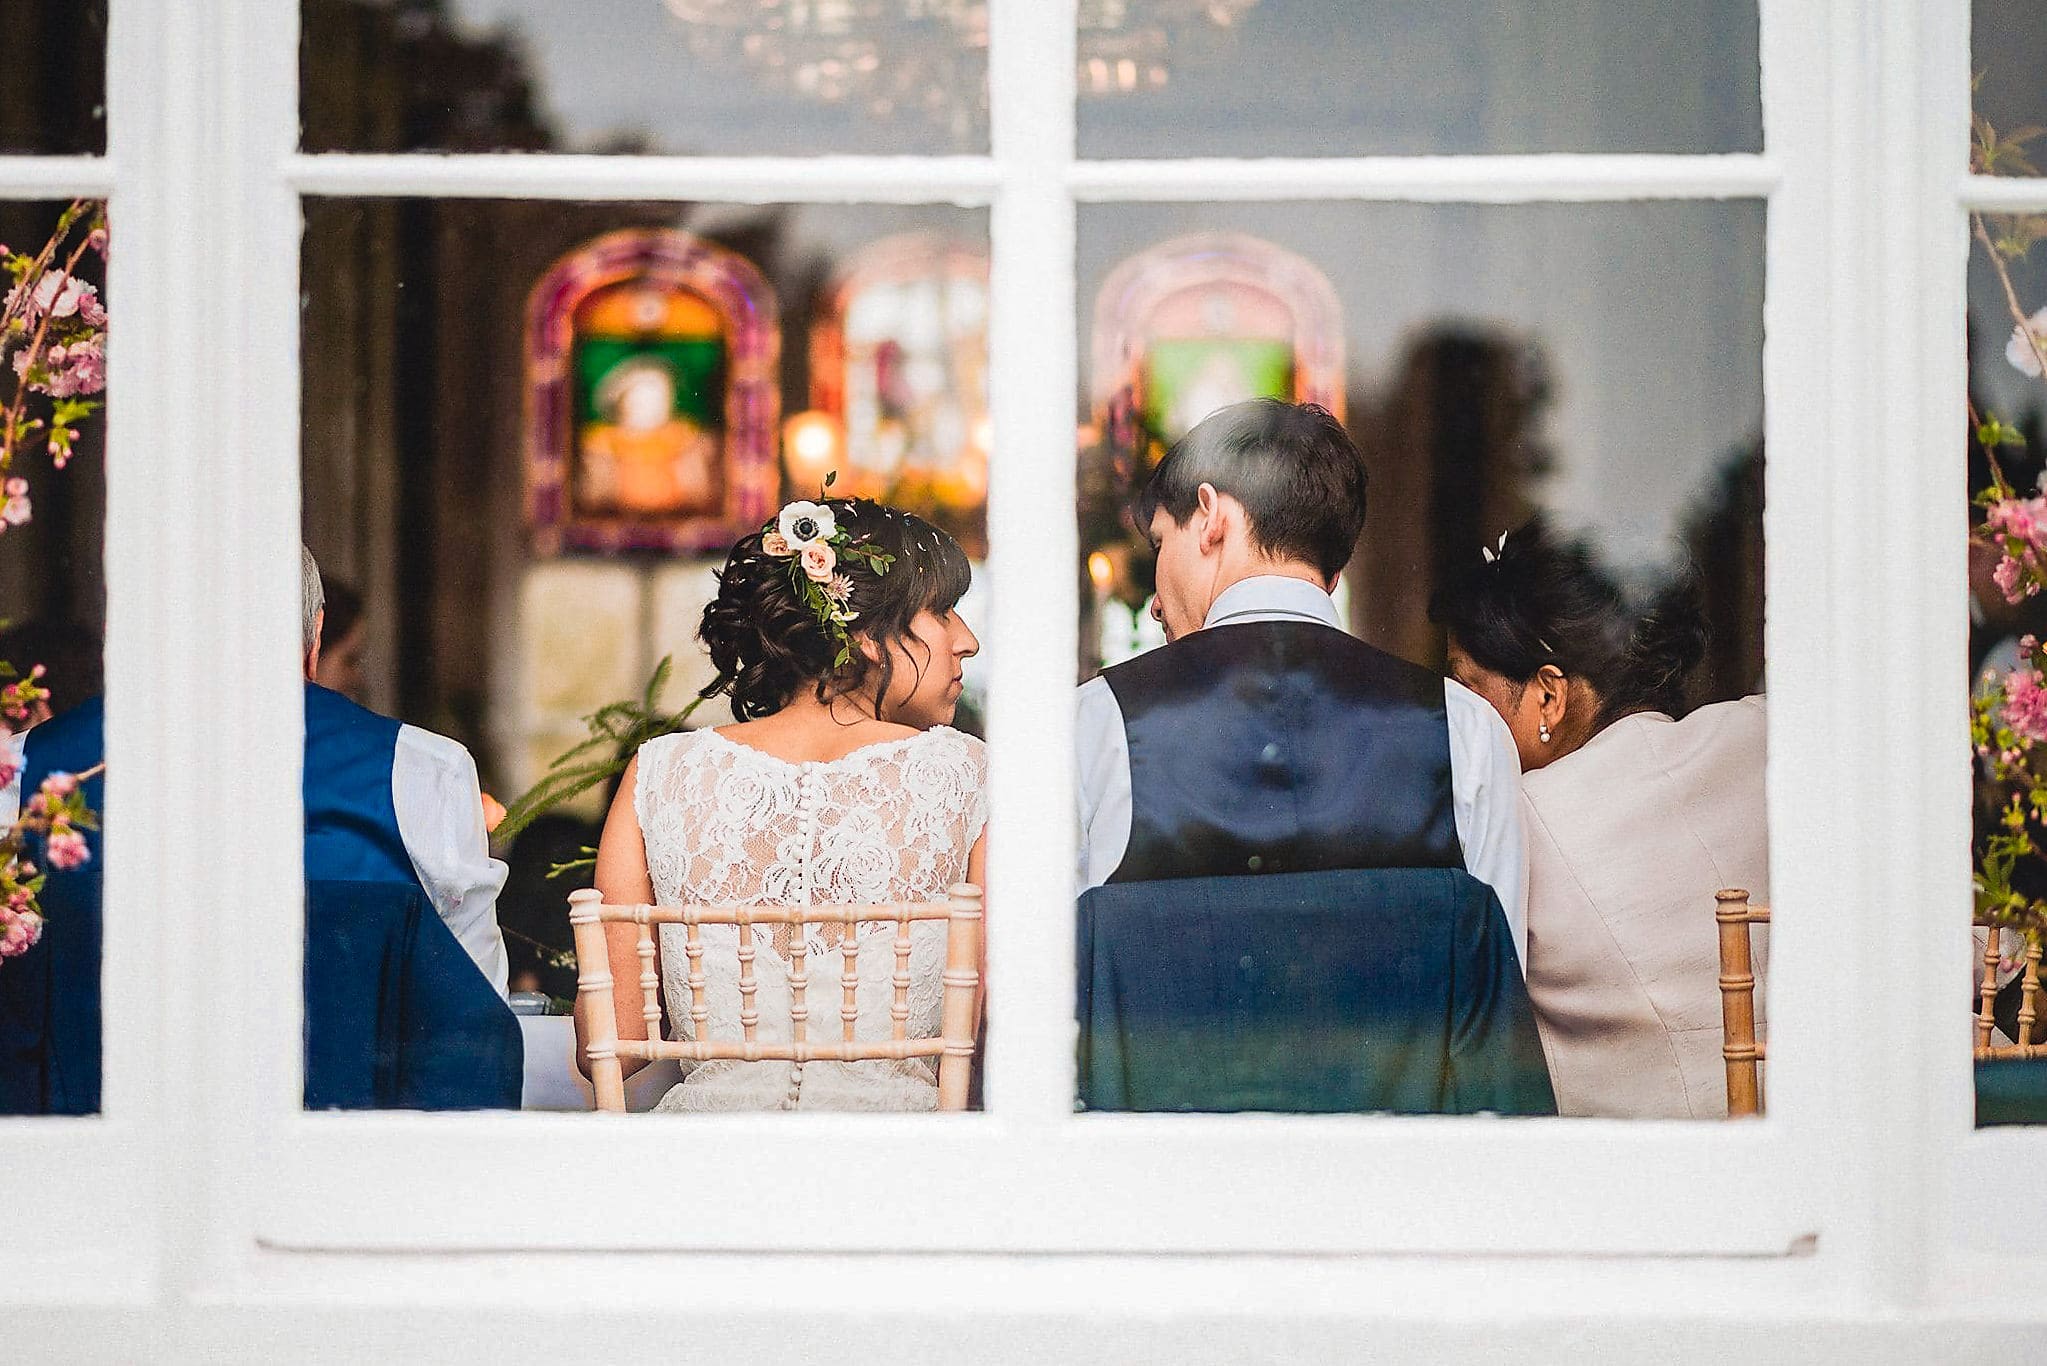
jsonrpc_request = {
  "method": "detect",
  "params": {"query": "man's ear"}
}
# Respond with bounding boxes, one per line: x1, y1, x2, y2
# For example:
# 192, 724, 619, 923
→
304, 607, 325, 682
1195, 482, 1227, 555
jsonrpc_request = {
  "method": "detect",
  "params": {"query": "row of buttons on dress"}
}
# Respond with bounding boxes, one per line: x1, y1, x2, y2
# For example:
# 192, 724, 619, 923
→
781, 1060, 805, 1109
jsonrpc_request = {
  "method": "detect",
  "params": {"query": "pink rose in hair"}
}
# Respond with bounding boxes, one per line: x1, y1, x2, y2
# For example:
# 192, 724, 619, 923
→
761, 531, 792, 557
800, 542, 837, 583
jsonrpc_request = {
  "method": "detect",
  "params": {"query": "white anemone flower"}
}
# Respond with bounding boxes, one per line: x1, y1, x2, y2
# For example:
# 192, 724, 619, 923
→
2007, 307, 2047, 378
777, 500, 836, 548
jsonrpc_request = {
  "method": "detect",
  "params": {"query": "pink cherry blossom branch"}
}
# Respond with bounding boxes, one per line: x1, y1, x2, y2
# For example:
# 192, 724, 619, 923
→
1, 223, 98, 470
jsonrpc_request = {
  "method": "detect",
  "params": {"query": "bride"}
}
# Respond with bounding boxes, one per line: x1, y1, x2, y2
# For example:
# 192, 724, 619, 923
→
579, 496, 986, 1111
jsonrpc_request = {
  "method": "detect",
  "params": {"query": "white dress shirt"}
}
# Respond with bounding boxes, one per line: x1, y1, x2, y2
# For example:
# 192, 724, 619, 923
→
1075, 575, 1529, 968
0, 717, 509, 998
392, 723, 511, 999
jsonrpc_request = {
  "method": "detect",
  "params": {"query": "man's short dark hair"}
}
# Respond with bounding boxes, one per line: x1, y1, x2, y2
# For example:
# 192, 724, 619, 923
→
1133, 398, 1368, 580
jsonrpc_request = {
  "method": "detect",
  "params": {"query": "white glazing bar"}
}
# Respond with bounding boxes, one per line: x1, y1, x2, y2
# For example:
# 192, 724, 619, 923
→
1068, 154, 1779, 203
286, 154, 1002, 205
206, 0, 312, 1278
1959, 174, 2047, 212
1739, 0, 1856, 1285
0, 157, 114, 198
982, 0, 1078, 1124
1842, 0, 1974, 1308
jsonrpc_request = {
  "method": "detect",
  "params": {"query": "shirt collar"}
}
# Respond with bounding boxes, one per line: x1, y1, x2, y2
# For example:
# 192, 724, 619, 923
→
1202, 575, 1342, 631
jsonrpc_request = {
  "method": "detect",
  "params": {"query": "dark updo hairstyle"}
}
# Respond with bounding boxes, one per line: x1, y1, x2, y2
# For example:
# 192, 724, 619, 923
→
1428, 518, 1709, 727
699, 498, 973, 720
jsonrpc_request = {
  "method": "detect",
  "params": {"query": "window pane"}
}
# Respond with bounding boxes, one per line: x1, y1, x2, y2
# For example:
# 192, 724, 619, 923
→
1973, 0, 2047, 177
301, 1, 988, 155
1074, 200, 1767, 1117
0, 199, 109, 1115
1967, 192, 2047, 1126
0, 0, 107, 155
1077, 0, 1760, 159
302, 197, 992, 1112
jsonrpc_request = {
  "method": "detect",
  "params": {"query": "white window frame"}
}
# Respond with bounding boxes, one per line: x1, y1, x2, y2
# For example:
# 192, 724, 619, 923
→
11, 0, 2044, 1333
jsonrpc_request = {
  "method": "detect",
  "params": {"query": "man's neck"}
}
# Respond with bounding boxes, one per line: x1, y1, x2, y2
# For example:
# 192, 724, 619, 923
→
1206, 559, 1327, 609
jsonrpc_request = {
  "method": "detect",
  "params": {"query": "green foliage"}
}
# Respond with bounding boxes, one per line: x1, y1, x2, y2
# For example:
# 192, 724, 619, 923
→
491, 655, 708, 846
1974, 112, 2043, 178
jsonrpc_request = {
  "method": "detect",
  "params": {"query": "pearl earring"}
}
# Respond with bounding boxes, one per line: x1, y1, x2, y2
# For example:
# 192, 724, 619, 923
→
1539, 722, 1552, 743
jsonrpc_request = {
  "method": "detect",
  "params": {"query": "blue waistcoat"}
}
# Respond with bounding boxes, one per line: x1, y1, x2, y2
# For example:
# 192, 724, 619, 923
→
1, 684, 434, 1113
1100, 620, 1464, 884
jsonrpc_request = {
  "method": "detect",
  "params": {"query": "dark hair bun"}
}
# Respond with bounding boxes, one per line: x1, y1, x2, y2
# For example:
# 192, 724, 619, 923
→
697, 498, 975, 720
698, 528, 842, 720
1618, 575, 1710, 715
1430, 516, 1710, 724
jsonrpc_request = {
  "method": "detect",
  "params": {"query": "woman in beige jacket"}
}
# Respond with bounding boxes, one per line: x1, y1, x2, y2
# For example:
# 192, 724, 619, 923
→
1431, 522, 1767, 1119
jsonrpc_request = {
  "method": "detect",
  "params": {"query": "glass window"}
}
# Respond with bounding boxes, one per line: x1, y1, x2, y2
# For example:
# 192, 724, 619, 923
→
1967, 6, 2047, 1128
301, 196, 992, 1111
1074, 200, 1766, 1117
0, 1, 107, 155
300, 1, 989, 155
1077, 0, 1760, 159
1973, 0, 2047, 176
0, 199, 108, 1116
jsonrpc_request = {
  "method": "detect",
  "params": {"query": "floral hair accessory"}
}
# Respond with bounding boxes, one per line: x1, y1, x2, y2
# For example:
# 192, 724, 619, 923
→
760, 475, 895, 667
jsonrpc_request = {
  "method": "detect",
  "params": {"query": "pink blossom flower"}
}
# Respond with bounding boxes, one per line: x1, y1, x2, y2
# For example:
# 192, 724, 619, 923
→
86, 227, 108, 258
27, 334, 106, 398
1994, 554, 2036, 604
761, 531, 792, 557
1987, 495, 2047, 547
45, 831, 89, 872
800, 542, 837, 582
0, 762, 16, 790
0, 907, 43, 958
40, 772, 76, 798
825, 572, 854, 602
2005, 665, 2047, 743
1, 491, 31, 527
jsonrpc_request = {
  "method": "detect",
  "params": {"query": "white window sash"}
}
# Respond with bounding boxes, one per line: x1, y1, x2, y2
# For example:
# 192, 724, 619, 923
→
11, 0, 2022, 1299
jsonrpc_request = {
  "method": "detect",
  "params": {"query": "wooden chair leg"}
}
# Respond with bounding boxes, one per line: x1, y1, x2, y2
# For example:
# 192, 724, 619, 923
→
1716, 889, 1763, 1118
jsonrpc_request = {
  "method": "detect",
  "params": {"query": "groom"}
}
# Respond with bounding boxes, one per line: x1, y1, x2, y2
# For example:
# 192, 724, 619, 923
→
1073, 399, 1547, 1113
1076, 398, 1527, 958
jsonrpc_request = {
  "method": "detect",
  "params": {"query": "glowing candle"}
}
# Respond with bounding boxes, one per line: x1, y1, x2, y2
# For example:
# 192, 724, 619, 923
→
782, 410, 843, 494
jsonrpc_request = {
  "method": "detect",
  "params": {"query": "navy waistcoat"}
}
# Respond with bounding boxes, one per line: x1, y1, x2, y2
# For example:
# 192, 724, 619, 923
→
1, 684, 431, 1113
1101, 620, 1463, 884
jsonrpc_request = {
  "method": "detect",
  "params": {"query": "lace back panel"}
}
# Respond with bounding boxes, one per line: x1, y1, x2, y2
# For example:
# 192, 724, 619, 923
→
634, 727, 987, 1112
636, 726, 987, 956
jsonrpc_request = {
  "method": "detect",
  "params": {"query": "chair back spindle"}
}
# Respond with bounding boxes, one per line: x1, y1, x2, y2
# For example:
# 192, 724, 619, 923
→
569, 887, 984, 1112
1714, 889, 1770, 1118
1976, 920, 2046, 1061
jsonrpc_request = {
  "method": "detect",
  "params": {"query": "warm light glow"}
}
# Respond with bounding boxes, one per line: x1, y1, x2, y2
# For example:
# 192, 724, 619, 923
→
783, 410, 844, 490
1088, 551, 1115, 595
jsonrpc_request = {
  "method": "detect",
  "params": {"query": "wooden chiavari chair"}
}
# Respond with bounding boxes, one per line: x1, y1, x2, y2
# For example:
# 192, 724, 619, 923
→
568, 884, 983, 1112
1975, 919, 2045, 1061
1714, 888, 1770, 1117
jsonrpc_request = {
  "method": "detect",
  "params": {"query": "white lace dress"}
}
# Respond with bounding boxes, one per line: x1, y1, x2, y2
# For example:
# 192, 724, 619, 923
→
633, 726, 988, 1112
